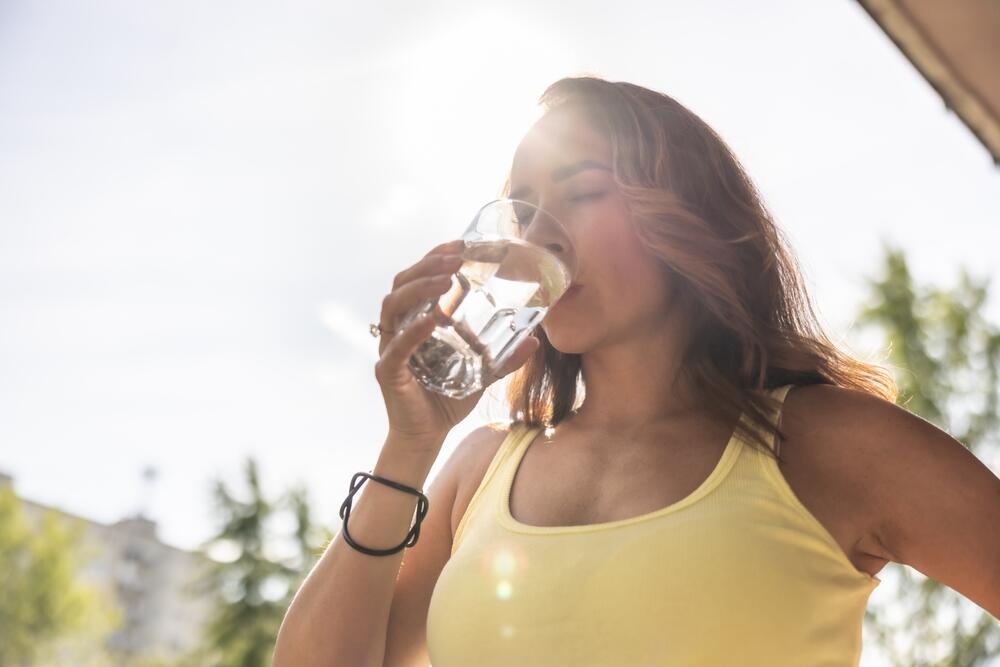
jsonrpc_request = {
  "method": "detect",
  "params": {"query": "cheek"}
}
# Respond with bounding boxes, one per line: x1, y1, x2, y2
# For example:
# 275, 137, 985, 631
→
591, 218, 656, 289
582, 223, 670, 320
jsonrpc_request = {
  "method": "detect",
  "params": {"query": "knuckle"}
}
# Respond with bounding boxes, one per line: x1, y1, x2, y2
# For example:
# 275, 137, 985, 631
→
426, 247, 458, 263
432, 239, 462, 254
381, 293, 392, 310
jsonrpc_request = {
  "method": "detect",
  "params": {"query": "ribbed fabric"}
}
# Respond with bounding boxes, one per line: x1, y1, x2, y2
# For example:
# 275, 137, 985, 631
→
426, 384, 880, 666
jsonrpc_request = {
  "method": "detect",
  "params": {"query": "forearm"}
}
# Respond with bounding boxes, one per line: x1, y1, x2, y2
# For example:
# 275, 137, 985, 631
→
273, 433, 444, 667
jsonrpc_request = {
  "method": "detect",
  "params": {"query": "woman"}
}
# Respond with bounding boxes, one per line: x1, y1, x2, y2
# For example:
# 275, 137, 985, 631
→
274, 76, 1000, 666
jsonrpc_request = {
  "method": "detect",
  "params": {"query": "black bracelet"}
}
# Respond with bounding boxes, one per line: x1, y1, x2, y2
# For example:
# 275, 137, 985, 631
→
338, 472, 429, 556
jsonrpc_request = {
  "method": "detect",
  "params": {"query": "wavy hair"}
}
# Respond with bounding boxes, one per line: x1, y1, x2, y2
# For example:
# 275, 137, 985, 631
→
498, 75, 897, 461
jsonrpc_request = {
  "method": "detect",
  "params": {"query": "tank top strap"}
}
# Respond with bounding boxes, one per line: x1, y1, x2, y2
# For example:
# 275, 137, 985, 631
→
770, 382, 795, 403
757, 383, 795, 455
450, 421, 532, 556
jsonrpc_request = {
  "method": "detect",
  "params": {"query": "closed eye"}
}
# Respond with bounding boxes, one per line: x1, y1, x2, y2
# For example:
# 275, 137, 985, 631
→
568, 191, 606, 203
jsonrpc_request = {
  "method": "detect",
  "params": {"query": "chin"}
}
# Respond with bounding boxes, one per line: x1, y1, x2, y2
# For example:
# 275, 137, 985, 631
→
539, 323, 590, 355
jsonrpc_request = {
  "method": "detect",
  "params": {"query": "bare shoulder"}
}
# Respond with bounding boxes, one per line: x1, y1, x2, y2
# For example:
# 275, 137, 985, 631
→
779, 383, 878, 437
780, 383, 911, 456
779, 383, 904, 508
448, 421, 517, 540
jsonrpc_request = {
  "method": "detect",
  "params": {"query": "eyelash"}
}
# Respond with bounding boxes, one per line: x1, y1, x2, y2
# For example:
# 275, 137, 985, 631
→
568, 191, 606, 203
513, 192, 605, 226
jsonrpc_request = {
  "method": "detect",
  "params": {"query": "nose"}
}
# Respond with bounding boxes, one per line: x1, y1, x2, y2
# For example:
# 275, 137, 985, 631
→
523, 207, 565, 249
522, 205, 576, 277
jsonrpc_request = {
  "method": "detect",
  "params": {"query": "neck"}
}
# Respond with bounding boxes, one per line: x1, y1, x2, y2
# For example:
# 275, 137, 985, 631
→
565, 325, 703, 437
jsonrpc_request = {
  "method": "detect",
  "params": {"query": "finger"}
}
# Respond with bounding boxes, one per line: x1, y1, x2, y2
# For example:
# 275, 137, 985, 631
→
376, 311, 438, 386
391, 240, 466, 290
378, 275, 455, 354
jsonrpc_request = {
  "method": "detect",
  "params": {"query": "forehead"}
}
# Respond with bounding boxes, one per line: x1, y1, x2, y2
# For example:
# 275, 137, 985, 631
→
511, 106, 611, 171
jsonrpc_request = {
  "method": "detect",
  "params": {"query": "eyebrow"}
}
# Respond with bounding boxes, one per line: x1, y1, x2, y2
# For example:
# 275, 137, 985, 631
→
509, 159, 611, 200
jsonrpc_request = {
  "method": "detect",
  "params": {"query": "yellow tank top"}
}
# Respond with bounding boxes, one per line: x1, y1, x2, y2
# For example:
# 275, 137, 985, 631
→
426, 384, 881, 666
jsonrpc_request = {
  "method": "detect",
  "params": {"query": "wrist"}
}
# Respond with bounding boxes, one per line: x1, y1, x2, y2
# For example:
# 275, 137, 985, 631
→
375, 434, 444, 488
384, 428, 448, 454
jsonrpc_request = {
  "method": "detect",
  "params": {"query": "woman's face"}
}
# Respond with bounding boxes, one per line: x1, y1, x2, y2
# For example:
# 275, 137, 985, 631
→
508, 106, 673, 354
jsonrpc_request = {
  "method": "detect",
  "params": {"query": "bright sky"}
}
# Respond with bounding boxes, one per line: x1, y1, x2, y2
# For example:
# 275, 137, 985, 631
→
2, 3, 998, 662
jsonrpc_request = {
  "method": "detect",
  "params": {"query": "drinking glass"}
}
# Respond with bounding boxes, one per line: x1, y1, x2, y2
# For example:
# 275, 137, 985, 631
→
397, 198, 578, 399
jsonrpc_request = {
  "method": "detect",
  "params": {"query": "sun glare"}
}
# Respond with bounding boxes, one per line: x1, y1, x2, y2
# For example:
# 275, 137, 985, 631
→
388, 11, 577, 217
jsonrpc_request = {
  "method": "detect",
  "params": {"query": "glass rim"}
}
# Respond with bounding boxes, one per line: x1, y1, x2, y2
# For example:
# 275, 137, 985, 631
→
478, 196, 565, 225
466, 197, 577, 280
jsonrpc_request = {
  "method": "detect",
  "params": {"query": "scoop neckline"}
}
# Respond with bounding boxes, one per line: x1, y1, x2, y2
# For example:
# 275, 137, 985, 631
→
497, 413, 746, 535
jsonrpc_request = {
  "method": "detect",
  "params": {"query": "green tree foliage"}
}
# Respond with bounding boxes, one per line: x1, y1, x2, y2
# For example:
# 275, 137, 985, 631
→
191, 458, 332, 667
0, 485, 120, 666
853, 244, 1000, 666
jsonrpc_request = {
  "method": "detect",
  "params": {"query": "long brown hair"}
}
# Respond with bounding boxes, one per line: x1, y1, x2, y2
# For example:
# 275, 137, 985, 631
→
499, 75, 897, 461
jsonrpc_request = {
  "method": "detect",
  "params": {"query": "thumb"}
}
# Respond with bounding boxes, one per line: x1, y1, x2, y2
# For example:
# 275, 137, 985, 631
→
492, 335, 540, 379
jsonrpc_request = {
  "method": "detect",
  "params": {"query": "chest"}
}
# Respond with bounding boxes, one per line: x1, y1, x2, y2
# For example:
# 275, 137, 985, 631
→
508, 427, 732, 527
502, 425, 886, 579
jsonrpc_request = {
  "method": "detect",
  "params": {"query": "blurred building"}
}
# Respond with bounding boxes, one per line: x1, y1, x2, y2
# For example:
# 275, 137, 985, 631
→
0, 470, 213, 665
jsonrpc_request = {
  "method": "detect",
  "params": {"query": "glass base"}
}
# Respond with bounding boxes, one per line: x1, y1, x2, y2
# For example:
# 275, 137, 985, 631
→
407, 323, 485, 399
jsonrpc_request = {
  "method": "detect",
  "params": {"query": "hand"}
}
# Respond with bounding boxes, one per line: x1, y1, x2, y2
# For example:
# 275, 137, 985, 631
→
374, 239, 540, 451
